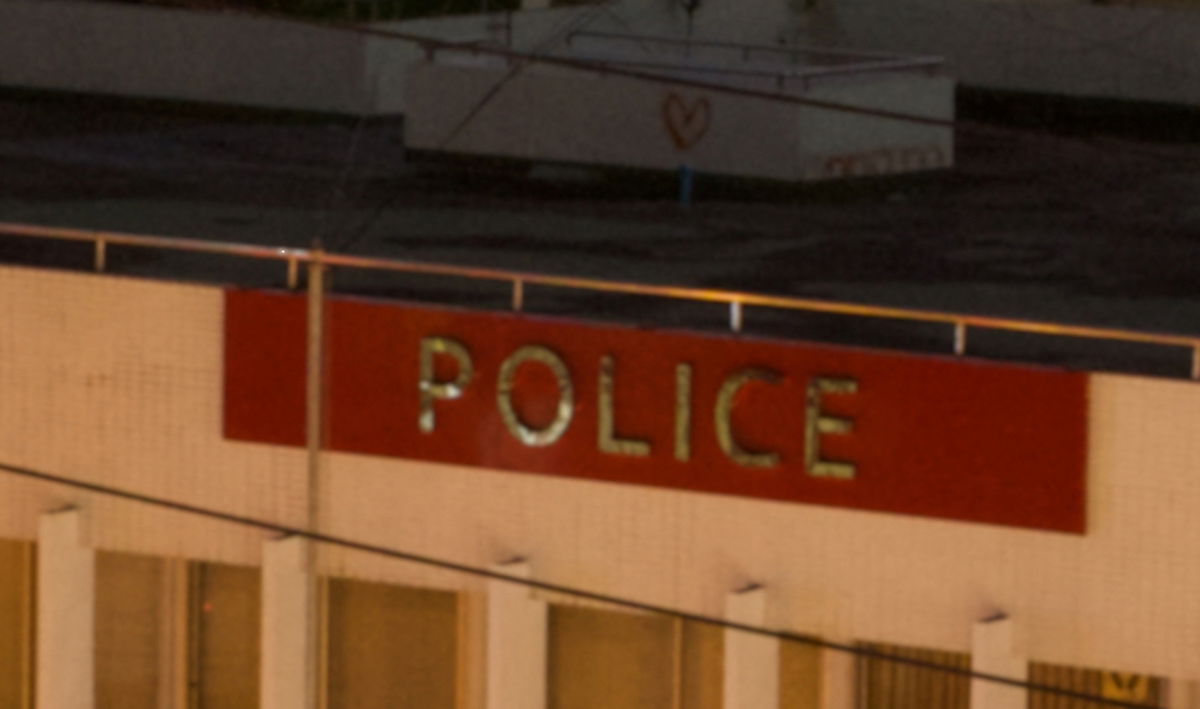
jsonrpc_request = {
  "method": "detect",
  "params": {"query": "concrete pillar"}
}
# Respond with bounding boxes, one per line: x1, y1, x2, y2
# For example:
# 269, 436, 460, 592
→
724, 585, 779, 709
970, 615, 1027, 709
820, 638, 856, 709
261, 536, 316, 709
485, 561, 547, 709
36, 508, 95, 709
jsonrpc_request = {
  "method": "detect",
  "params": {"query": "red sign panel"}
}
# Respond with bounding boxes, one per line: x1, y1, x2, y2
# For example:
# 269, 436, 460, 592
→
225, 290, 1088, 533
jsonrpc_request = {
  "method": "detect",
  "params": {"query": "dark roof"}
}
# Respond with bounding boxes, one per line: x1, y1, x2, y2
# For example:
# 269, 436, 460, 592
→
2, 88, 1199, 377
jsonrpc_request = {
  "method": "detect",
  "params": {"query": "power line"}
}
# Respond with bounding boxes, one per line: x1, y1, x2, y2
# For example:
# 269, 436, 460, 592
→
112, 0, 1200, 174
223, 5, 956, 129
333, 3, 614, 251
435, 5, 608, 150
0, 457, 1157, 709
239, 4, 1200, 180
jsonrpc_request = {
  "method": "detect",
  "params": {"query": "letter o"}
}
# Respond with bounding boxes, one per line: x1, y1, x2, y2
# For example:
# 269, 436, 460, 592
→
496, 345, 574, 447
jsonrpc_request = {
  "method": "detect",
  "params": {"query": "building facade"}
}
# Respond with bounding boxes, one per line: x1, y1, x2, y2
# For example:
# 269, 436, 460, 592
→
0, 232, 1198, 708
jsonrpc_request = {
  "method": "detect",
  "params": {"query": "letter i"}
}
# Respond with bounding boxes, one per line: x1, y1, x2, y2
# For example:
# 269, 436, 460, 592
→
675, 363, 692, 462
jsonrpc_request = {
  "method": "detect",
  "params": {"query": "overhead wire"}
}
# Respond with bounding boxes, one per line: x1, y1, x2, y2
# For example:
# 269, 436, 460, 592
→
309, 18, 959, 127
434, 4, 611, 150
0, 457, 1158, 709
315, 0, 960, 251
5, 12, 1188, 704
160, 0, 1200, 159
332, 1, 618, 251
202, 0, 1200, 254
320, 66, 387, 248
260, 2, 1200, 145
264, 0, 1200, 249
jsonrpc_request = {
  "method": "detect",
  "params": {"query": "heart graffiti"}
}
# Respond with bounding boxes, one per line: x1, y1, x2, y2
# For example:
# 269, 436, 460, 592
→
662, 93, 711, 150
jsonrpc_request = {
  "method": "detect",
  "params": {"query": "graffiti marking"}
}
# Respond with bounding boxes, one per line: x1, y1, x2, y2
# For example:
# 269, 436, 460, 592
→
662, 93, 712, 151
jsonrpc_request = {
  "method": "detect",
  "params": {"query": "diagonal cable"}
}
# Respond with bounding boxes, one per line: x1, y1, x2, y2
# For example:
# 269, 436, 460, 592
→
0, 457, 1159, 709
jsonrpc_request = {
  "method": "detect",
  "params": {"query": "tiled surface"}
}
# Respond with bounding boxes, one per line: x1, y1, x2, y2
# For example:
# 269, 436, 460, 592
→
2, 265, 1200, 679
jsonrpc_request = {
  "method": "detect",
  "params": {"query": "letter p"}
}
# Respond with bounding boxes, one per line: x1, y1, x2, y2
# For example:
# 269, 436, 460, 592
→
419, 337, 473, 434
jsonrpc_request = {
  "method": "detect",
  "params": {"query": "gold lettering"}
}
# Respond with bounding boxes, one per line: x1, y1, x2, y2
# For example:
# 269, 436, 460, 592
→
497, 345, 574, 447
675, 363, 692, 462
714, 368, 781, 468
598, 355, 650, 457
418, 337, 473, 434
1102, 673, 1149, 702
804, 377, 857, 479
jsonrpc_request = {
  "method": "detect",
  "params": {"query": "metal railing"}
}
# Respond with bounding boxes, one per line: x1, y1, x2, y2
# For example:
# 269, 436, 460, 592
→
564, 30, 945, 71
540, 55, 943, 91
3, 220, 1199, 379
554, 31, 944, 90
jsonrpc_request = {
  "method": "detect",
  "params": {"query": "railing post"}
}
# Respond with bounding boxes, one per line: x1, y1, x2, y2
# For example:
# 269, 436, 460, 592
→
287, 257, 299, 290
954, 321, 967, 356
511, 278, 524, 312
1192, 345, 1200, 380
303, 248, 326, 709
730, 300, 743, 333
94, 239, 106, 272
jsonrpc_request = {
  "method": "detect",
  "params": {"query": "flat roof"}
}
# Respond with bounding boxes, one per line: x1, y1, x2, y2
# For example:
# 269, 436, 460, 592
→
1, 89, 1199, 377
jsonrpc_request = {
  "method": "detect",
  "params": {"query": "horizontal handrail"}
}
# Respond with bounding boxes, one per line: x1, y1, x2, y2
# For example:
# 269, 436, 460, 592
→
0, 221, 307, 262
2, 221, 1199, 376
564, 30, 929, 63
546, 55, 943, 87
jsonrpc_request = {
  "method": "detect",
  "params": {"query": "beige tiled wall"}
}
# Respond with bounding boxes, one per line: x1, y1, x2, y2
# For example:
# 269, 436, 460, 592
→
0, 266, 305, 563
4, 265, 1200, 680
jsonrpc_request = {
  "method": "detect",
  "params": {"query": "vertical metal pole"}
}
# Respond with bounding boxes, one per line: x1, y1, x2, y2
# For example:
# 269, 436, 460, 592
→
287, 258, 299, 290
730, 300, 743, 333
671, 616, 684, 709
305, 250, 326, 709
186, 564, 204, 709
94, 239, 106, 272
159, 559, 190, 709
1191, 345, 1199, 380
684, 7, 695, 58
316, 577, 331, 709
954, 321, 967, 356
678, 165, 695, 207
18, 542, 33, 709
511, 279, 524, 312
